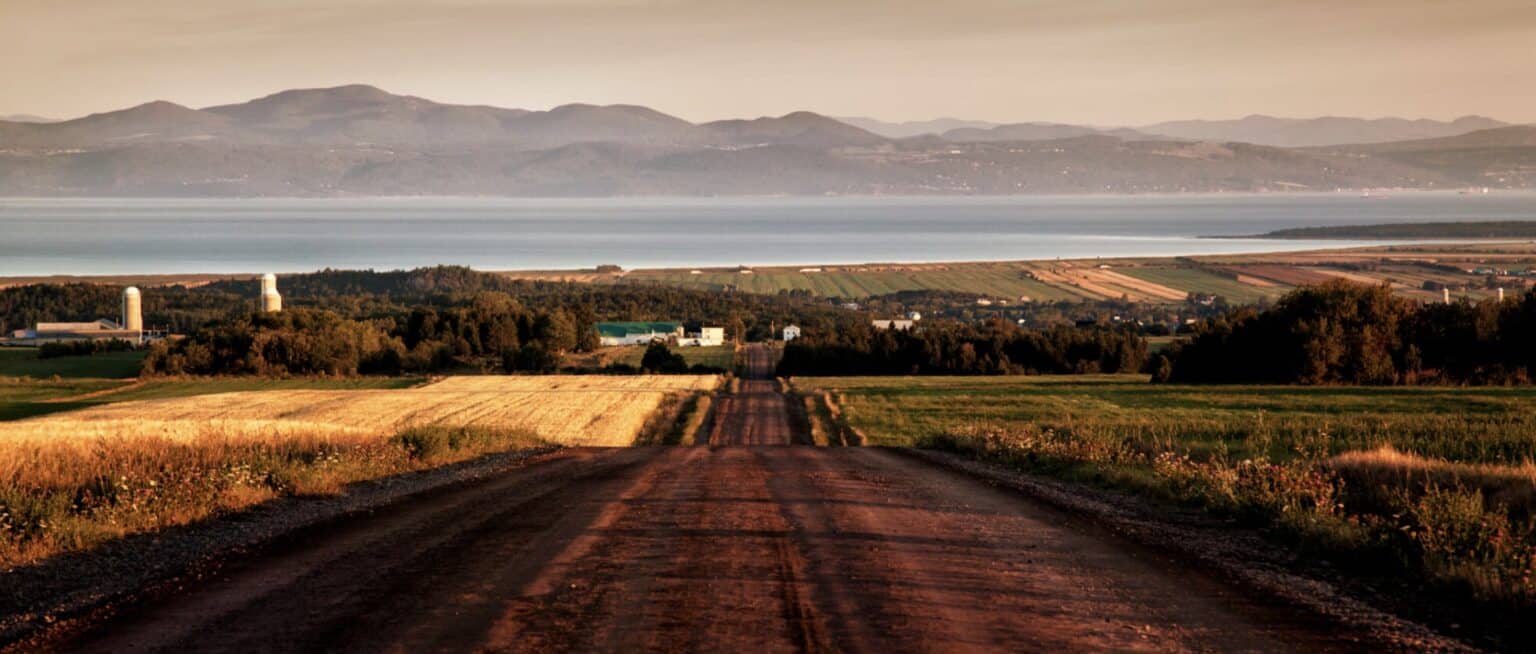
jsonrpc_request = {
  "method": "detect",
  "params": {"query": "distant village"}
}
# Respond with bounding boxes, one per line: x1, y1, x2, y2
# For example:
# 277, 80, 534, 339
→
2, 273, 926, 351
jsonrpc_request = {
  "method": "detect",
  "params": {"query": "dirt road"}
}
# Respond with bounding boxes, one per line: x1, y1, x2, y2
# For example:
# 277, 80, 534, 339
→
705, 343, 800, 445
53, 345, 1383, 653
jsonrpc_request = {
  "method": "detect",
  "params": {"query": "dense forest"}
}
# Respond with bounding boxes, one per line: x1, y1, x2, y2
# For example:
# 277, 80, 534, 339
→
777, 319, 1147, 376
1163, 280, 1536, 384
141, 294, 599, 376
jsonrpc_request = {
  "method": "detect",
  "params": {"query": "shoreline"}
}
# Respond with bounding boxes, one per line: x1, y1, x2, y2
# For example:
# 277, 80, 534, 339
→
6, 241, 1534, 293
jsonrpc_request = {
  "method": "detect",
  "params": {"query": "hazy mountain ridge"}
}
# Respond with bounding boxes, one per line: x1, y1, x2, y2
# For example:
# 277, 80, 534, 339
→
0, 114, 57, 124
942, 123, 1156, 143
835, 116, 1001, 139
1140, 115, 1509, 147
0, 85, 1531, 196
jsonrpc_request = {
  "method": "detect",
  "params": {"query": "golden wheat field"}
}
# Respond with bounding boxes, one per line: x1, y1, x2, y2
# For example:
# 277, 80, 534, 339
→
7, 375, 720, 447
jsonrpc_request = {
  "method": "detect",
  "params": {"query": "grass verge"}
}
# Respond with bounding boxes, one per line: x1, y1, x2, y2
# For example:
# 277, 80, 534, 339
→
798, 376, 1536, 648
0, 424, 544, 569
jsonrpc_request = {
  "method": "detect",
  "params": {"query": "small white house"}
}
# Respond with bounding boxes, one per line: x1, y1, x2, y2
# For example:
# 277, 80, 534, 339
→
782, 325, 801, 342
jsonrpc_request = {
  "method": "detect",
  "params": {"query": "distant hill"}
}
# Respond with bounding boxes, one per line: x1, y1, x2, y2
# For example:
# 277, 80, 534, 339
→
834, 116, 1001, 139
1140, 115, 1508, 147
1304, 126, 1536, 189
942, 123, 1155, 143
1240, 220, 1536, 240
1, 85, 717, 149
0, 114, 56, 123
1, 86, 1533, 196
1331, 125, 1536, 152
703, 112, 888, 147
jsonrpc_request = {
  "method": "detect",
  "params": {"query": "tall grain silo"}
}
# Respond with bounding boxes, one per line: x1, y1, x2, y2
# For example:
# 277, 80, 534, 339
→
121, 286, 143, 336
260, 273, 283, 313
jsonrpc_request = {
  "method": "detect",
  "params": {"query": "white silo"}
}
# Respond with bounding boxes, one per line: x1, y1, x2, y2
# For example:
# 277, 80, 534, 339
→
121, 286, 143, 337
260, 273, 283, 313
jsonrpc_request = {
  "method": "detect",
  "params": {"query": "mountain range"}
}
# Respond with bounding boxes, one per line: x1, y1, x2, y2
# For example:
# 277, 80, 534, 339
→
0, 85, 1530, 197
843, 113, 1509, 146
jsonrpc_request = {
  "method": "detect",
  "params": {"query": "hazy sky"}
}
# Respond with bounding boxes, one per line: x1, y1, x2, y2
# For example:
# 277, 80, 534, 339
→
5, 0, 1533, 124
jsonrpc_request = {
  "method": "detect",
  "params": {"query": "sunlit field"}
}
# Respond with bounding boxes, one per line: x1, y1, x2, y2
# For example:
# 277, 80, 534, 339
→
0, 375, 718, 567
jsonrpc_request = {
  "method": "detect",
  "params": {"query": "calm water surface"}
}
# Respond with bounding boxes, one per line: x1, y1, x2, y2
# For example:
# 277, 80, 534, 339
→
2, 193, 1534, 275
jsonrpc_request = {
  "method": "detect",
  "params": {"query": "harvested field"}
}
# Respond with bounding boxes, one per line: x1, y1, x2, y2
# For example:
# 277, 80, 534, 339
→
1230, 264, 1339, 286
1303, 266, 1397, 287
1119, 266, 1283, 303
0, 375, 717, 567
7, 375, 720, 447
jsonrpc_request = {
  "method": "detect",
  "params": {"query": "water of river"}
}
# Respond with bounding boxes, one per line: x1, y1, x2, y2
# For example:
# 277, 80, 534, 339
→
1, 193, 1533, 275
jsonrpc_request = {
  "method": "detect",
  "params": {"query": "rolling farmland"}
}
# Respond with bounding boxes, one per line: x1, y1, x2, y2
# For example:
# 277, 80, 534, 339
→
501, 243, 1536, 305
19, 357, 1446, 653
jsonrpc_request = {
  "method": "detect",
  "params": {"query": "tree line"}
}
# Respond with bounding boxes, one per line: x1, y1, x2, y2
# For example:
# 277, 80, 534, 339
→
2, 266, 858, 346
1161, 280, 1536, 384
777, 318, 1147, 376
141, 293, 602, 376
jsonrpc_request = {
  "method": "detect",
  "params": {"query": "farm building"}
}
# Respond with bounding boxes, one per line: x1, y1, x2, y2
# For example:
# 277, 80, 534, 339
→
678, 327, 726, 347
7, 320, 143, 346
3, 286, 160, 346
597, 322, 684, 347
782, 325, 801, 342
872, 319, 916, 331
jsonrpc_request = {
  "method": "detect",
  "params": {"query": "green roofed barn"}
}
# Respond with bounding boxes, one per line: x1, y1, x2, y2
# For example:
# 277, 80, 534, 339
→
596, 322, 683, 347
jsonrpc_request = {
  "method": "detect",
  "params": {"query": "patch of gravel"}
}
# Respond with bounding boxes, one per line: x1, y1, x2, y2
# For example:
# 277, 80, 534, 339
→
897, 448, 1480, 654
0, 446, 559, 648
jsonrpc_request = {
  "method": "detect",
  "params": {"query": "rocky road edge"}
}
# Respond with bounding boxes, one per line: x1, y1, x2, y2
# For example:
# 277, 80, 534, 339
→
897, 448, 1480, 654
0, 446, 560, 650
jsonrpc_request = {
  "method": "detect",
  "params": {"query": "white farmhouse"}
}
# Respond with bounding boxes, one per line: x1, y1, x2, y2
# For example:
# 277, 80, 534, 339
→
782, 325, 801, 342
679, 326, 726, 347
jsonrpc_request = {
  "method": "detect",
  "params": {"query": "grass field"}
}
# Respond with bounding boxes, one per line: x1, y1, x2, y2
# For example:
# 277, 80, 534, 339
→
612, 266, 1079, 301
0, 348, 147, 379
615, 344, 737, 370
795, 375, 1536, 608
563, 344, 739, 371
797, 375, 1536, 461
0, 377, 418, 423
0, 374, 718, 567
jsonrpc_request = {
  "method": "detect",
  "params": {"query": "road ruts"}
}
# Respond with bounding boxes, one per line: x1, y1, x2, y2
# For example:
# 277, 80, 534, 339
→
50, 342, 1378, 654
706, 343, 801, 446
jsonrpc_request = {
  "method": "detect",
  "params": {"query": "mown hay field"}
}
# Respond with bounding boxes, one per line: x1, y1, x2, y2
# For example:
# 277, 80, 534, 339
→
0, 375, 718, 566
7, 375, 720, 448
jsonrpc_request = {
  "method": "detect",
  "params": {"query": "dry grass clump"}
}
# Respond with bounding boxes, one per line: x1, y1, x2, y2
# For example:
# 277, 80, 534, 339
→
921, 425, 1536, 605
1332, 446, 1536, 518
0, 425, 541, 568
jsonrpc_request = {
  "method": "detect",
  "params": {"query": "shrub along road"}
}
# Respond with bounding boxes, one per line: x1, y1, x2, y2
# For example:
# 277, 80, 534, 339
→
41, 349, 1455, 653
